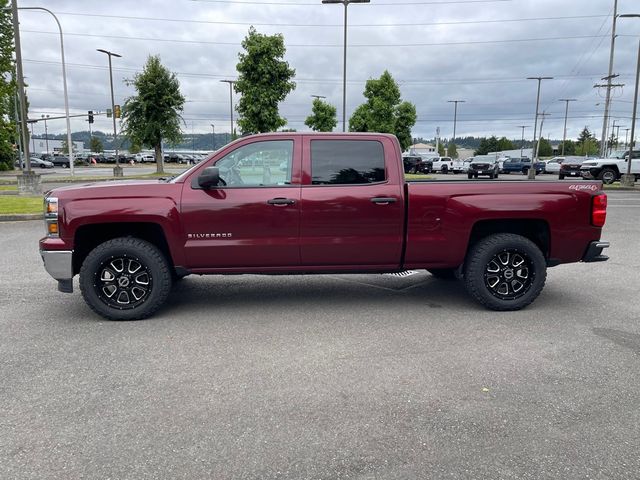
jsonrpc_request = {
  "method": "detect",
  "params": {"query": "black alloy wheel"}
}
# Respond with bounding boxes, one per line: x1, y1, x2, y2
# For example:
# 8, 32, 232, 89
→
95, 256, 153, 309
483, 249, 533, 300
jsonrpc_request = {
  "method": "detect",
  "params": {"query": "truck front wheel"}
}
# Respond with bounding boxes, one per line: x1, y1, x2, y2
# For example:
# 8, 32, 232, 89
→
464, 233, 547, 311
79, 237, 172, 320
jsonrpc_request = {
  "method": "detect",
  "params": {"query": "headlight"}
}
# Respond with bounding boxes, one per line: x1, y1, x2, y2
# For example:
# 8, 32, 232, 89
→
44, 197, 59, 237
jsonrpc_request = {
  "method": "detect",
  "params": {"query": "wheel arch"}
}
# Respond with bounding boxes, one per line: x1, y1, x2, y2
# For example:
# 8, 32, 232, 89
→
73, 222, 174, 275
467, 219, 550, 260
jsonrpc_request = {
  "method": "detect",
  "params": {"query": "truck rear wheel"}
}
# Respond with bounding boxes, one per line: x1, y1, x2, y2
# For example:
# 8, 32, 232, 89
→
464, 233, 546, 311
79, 237, 172, 320
467, 173, 473, 179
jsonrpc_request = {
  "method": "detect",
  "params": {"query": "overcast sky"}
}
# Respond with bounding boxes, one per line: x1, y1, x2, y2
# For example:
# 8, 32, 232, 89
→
15, 0, 640, 144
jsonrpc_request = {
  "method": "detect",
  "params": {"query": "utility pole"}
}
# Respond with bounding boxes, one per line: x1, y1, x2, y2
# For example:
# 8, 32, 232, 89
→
97, 49, 122, 176
11, 0, 37, 193
220, 80, 236, 141
622, 37, 640, 186
321, 0, 371, 132
559, 99, 576, 156
447, 100, 465, 148
600, 0, 619, 158
527, 76, 553, 178
518, 126, 529, 158
534, 112, 551, 162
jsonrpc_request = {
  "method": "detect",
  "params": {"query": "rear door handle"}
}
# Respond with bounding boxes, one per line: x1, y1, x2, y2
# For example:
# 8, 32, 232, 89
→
371, 197, 397, 205
267, 198, 296, 206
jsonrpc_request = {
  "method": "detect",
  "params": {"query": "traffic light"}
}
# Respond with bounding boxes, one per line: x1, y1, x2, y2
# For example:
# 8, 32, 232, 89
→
106, 108, 112, 118
114, 104, 121, 118
88, 110, 94, 124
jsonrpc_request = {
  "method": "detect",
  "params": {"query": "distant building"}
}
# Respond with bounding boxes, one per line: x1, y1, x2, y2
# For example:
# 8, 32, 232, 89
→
30, 137, 84, 155
457, 148, 475, 160
407, 143, 436, 155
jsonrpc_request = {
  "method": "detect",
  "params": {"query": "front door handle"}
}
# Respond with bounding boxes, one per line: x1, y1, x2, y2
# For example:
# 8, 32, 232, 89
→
267, 198, 296, 206
371, 197, 397, 205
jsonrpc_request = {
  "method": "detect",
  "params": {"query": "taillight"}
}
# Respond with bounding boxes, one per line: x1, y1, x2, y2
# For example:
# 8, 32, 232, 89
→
592, 193, 607, 227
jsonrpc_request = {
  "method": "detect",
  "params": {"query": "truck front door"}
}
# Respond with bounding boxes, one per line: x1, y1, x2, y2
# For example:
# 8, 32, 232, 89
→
181, 138, 301, 269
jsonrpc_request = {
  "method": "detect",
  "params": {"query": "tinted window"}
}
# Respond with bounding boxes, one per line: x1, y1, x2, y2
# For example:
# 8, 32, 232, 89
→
311, 140, 385, 185
215, 140, 293, 187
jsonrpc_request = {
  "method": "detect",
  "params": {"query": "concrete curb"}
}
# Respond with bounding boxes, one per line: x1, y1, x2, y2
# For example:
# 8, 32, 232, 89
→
0, 214, 42, 222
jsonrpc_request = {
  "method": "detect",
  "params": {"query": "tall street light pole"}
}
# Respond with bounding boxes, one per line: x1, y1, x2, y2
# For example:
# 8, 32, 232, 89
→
97, 49, 122, 177
311, 95, 327, 100
19, 7, 74, 176
322, 0, 371, 132
447, 100, 465, 147
518, 125, 529, 158
220, 80, 236, 141
600, 0, 619, 158
527, 76, 553, 179
618, 14, 640, 186
558, 99, 576, 156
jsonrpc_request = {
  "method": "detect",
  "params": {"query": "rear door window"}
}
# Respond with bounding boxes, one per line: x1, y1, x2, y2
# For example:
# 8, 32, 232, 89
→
310, 140, 385, 185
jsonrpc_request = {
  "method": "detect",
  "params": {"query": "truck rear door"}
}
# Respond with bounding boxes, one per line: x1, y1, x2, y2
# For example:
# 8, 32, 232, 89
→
299, 135, 405, 268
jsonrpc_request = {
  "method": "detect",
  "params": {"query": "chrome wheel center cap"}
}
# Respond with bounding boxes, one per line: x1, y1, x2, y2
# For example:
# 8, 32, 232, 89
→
504, 269, 514, 280
118, 276, 130, 288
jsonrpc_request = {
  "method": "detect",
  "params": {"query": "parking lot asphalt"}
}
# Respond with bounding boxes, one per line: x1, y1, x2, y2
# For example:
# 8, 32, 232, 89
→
1, 190, 639, 480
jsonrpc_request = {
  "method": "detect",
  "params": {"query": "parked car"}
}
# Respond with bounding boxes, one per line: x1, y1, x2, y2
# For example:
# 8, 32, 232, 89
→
558, 157, 586, 180
432, 156, 454, 173
451, 159, 465, 174
21, 157, 54, 169
501, 157, 544, 175
580, 151, 640, 184
402, 155, 427, 174
467, 157, 500, 179
51, 156, 71, 168
40, 132, 609, 320
544, 157, 564, 174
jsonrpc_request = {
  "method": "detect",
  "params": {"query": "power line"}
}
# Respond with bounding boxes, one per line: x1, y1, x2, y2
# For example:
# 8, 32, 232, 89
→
49, 11, 609, 28
22, 29, 637, 49
22, 58, 634, 86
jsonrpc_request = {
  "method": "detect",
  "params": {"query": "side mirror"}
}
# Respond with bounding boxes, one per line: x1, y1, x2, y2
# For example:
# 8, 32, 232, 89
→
198, 167, 221, 189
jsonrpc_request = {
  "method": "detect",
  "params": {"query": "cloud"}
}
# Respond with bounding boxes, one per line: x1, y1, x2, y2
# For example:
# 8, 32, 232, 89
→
16, 0, 638, 143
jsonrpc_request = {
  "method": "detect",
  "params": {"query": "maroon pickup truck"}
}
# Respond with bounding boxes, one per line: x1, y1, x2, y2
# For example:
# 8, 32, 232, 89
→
40, 133, 609, 320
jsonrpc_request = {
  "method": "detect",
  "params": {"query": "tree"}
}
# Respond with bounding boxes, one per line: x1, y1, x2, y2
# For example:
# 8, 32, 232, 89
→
348, 71, 417, 151
576, 127, 600, 156
558, 139, 575, 155
305, 98, 337, 132
446, 143, 458, 158
497, 137, 514, 151
437, 142, 446, 156
122, 55, 185, 173
90, 136, 103, 153
475, 136, 499, 155
235, 27, 296, 134
0, 0, 16, 171
128, 141, 141, 154
61, 138, 70, 154
537, 137, 553, 157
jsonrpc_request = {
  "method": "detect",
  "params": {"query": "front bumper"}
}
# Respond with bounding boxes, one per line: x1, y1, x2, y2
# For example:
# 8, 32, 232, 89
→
40, 250, 74, 292
580, 168, 597, 180
582, 241, 609, 263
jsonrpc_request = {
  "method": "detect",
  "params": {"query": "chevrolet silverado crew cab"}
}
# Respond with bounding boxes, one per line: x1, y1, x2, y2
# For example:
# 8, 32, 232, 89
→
40, 133, 609, 321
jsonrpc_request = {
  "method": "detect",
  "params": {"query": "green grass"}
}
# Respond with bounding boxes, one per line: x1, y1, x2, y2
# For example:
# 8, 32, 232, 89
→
404, 173, 435, 180
0, 185, 16, 191
0, 196, 42, 215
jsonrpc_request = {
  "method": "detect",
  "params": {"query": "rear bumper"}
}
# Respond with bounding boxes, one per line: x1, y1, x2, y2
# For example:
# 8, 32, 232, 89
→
40, 250, 74, 293
582, 241, 609, 263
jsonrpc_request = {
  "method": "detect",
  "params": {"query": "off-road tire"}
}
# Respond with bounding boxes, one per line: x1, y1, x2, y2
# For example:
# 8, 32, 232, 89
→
464, 233, 547, 311
80, 237, 172, 320
558, 174, 565, 180
467, 173, 473, 179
